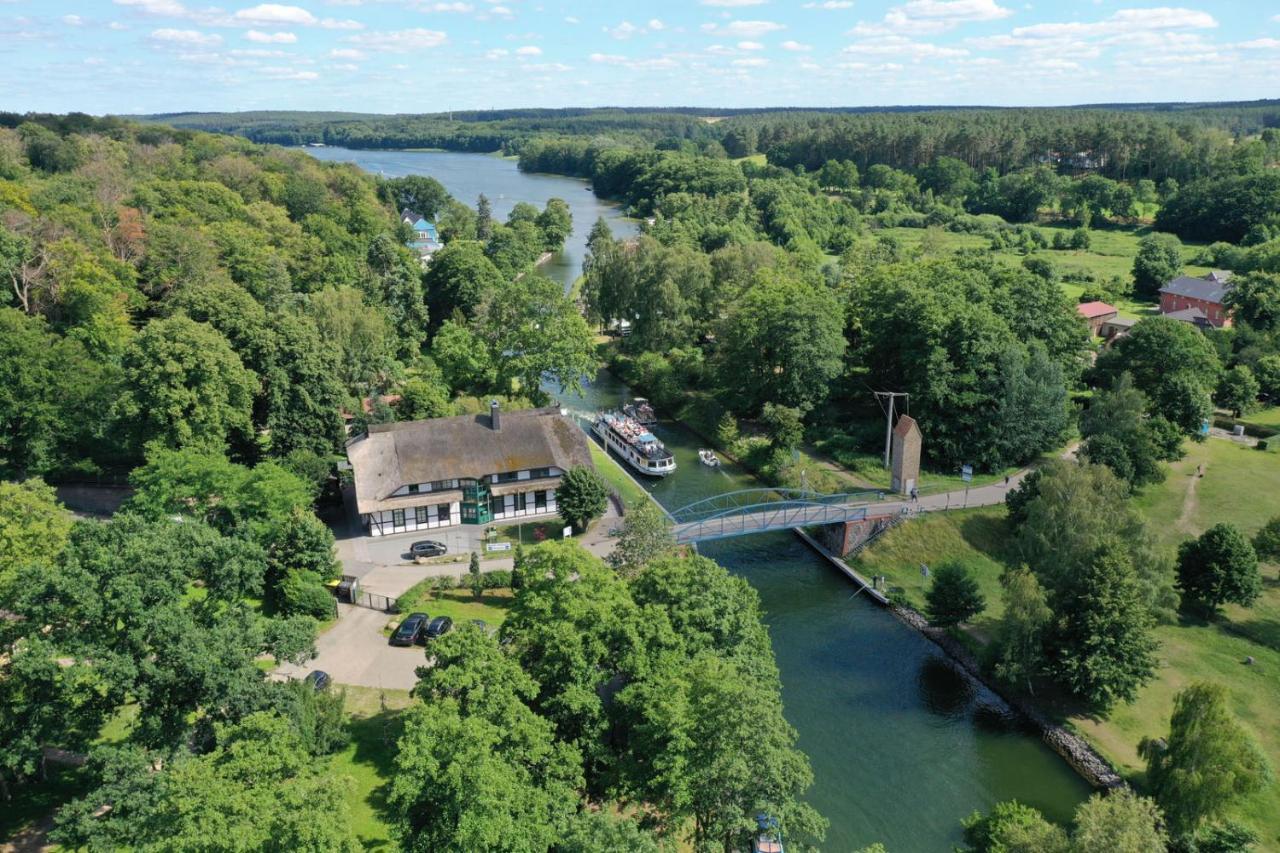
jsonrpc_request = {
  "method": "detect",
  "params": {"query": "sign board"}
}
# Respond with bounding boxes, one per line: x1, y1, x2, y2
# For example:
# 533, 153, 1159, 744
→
485, 542, 512, 553
960, 464, 973, 483
563, 526, 574, 539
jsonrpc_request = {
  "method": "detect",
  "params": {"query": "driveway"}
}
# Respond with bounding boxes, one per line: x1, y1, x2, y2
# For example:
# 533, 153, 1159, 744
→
276, 603, 428, 691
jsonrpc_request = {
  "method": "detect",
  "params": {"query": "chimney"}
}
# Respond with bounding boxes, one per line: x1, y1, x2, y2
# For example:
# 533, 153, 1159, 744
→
490, 400, 501, 431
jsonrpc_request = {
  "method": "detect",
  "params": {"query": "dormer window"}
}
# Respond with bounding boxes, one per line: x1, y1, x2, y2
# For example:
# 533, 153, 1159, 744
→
407, 483, 419, 494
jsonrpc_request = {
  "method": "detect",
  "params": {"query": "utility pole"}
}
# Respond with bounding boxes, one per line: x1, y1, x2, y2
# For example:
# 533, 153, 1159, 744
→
873, 391, 909, 469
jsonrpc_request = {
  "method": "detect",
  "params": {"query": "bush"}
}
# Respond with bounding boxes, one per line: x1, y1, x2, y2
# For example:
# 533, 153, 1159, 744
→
925, 562, 986, 627
482, 569, 513, 589
280, 570, 335, 619
1257, 439, 1269, 452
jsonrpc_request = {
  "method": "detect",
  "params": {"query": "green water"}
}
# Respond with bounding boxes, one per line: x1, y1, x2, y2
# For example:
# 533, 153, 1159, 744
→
561, 370, 1091, 851
307, 146, 1092, 850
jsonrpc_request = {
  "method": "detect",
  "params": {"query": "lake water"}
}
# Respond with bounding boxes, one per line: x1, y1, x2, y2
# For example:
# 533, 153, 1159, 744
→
305, 146, 638, 289
308, 146, 1091, 850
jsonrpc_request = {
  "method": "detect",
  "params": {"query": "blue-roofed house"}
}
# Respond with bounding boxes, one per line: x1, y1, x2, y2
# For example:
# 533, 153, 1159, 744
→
400, 209, 443, 265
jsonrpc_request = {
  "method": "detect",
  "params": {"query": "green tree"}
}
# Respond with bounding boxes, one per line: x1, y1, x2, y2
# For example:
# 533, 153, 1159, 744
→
468, 550, 483, 599
555, 466, 610, 532
265, 312, 347, 458
1140, 682, 1272, 837
0, 478, 71, 605
1071, 789, 1168, 853
53, 712, 360, 852
390, 626, 583, 852
431, 319, 494, 394
1253, 515, 1280, 563
1045, 538, 1159, 711
1215, 366, 1259, 418
994, 566, 1051, 695
1224, 272, 1280, 332
535, 198, 573, 252
962, 800, 1069, 853
116, 314, 257, 453
558, 810, 662, 853
761, 402, 805, 452
1079, 372, 1167, 488
385, 174, 449, 219
476, 193, 493, 241
306, 286, 399, 393
925, 562, 987, 627
1095, 317, 1220, 433
1132, 232, 1183, 298
717, 270, 845, 414
263, 507, 340, 616
607, 500, 676, 578
422, 240, 504, 329
1177, 523, 1261, 611
397, 370, 454, 421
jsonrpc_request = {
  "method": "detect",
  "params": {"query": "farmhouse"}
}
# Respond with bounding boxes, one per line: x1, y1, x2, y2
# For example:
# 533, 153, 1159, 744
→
345, 402, 593, 537
1159, 270, 1234, 329
1076, 300, 1118, 336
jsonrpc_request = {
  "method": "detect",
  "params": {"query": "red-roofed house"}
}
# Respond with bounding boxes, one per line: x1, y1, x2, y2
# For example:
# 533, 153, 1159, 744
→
1076, 301, 1118, 335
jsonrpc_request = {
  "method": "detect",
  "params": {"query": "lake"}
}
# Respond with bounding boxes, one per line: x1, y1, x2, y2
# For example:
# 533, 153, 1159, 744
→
307, 146, 1092, 850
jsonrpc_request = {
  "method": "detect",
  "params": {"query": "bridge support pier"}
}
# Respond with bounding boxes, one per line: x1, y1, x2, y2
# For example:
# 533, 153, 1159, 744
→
817, 518, 886, 557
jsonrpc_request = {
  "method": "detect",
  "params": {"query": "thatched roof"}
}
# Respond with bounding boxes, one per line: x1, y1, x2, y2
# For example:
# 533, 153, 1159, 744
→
346, 406, 592, 515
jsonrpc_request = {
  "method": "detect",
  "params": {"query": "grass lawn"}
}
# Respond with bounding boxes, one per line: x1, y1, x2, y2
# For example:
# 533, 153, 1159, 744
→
387, 585, 514, 633
590, 440, 653, 510
330, 685, 415, 850
1242, 406, 1280, 430
854, 436, 1280, 845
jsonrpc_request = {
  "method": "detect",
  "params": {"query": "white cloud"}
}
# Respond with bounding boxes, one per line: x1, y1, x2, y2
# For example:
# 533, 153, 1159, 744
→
345, 27, 447, 51
246, 29, 297, 42
515, 44, 541, 55
331, 62, 358, 70
844, 34, 968, 58
852, 0, 1011, 36
605, 21, 647, 40
589, 52, 680, 70
416, 2, 473, 11
701, 20, 785, 38
700, 0, 766, 6
564, 16, 579, 23
328, 47, 365, 59
113, 0, 189, 16
648, 18, 665, 30
732, 57, 768, 66
260, 66, 319, 80
781, 39, 812, 50
149, 27, 221, 46
737, 40, 764, 50
485, 47, 509, 58
62, 14, 83, 25
803, 1, 854, 8
1239, 38, 1280, 50
109, 21, 129, 29
232, 4, 363, 30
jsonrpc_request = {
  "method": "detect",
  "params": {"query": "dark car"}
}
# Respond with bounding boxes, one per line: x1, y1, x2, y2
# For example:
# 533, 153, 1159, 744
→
303, 670, 330, 691
390, 612, 429, 646
408, 540, 447, 559
422, 616, 453, 642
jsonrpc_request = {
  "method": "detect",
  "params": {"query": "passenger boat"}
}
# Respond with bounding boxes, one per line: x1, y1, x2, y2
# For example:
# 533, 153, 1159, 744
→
698, 449, 720, 467
622, 397, 656, 425
592, 412, 676, 477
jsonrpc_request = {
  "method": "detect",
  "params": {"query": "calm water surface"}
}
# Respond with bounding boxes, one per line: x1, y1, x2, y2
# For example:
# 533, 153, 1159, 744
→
305, 146, 638, 289
313, 147, 1091, 850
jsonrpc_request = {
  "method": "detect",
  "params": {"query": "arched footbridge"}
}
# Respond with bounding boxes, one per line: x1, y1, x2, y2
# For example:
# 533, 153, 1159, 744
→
667, 488, 911, 545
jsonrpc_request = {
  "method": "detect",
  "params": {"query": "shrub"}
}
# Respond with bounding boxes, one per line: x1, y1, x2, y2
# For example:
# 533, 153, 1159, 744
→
482, 569, 513, 589
925, 562, 986, 627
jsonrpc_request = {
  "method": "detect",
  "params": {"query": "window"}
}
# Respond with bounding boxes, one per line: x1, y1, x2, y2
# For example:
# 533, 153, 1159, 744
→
437, 504, 450, 522
535, 490, 546, 510
495, 471, 520, 483
407, 483, 419, 494
490, 496, 504, 516
415, 506, 429, 525
515, 493, 527, 512
529, 467, 552, 480
393, 509, 406, 527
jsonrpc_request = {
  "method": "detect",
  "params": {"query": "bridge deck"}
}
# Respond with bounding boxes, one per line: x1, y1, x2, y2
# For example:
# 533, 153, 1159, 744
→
671, 499, 900, 544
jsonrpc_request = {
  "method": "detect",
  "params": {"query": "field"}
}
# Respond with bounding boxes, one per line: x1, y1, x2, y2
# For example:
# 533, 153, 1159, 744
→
331, 686, 415, 850
1242, 406, 1280, 430
388, 585, 514, 631
855, 437, 1280, 846
876, 223, 1209, 319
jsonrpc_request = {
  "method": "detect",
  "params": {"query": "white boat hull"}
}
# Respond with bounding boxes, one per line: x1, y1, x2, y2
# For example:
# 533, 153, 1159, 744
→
593, 419, 677, 477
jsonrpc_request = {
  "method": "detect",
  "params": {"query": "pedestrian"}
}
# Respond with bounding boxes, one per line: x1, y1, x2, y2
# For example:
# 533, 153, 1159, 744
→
1004, 474, 1010, 487
910, 486, 918, 502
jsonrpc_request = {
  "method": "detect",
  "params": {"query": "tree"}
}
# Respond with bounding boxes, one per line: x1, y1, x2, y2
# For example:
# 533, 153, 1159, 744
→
1215, 366, 1259, 418
263, 507, 341, 617
607, 500, 675, 578
535, 198, 573, 252
116, 314, 256, 453
1132, 232, 1183, 298
1079, 372, 1167, 488
996, 342, 1073, 465
0, 309, 75, 477
1071, 789, 1168, 853
1224, 272, 1280, 332
431, 320, 494, 394
1140, 682, 1272, 837
558, 810, 662, 853
468, 551, 483, 599
1177, 524, 1261, 611
52, 712, 361, 852
397, 369, 453, 421
306, 286, 399, 393
422, 240, 504, 329
386, 174, 449, 219
961, 799, 1069, 853
1045, 538, 1159, 711
264, 313, 346, 458
1253, 515, 1280, 563
717, 270, 845, 414
555, 466, 610, 532
1095, 317, 1220, 433
389, 626, 583, 852
994, 566, 1051, 694
475, 193, 493, 241
761, 402, 805, 452
0, 478, 72, 605
925, 562, 987, 627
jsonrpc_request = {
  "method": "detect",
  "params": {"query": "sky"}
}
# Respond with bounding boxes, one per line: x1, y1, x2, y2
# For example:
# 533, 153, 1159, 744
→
1, 1, 1279, 114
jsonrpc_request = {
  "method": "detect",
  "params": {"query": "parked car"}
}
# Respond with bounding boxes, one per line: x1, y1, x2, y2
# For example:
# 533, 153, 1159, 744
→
303, 670, 330, 691
409, 540, 447, 559
422, 616, 453, 642
391, 612, 429, 646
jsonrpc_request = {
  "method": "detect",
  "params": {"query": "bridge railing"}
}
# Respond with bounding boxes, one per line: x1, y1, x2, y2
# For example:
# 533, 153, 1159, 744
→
669, 488, 892, 526
673, 501, 891, 544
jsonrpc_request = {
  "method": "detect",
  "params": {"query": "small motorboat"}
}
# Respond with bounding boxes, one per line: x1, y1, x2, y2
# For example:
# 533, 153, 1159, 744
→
622, 397, 656, 425
698, 449, 720, 467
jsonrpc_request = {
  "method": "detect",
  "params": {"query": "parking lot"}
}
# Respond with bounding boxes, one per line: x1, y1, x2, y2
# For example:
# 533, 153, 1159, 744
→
276, 603, 428, 691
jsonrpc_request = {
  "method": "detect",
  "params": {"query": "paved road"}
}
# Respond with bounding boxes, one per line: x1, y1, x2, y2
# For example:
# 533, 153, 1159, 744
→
276, 604, 428, 691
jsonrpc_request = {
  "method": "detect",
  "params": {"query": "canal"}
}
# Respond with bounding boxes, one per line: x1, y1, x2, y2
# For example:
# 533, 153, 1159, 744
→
307, 146, 1092, 850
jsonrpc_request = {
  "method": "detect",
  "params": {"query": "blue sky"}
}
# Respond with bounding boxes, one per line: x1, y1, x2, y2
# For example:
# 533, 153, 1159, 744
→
1, 1, 1278, 113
